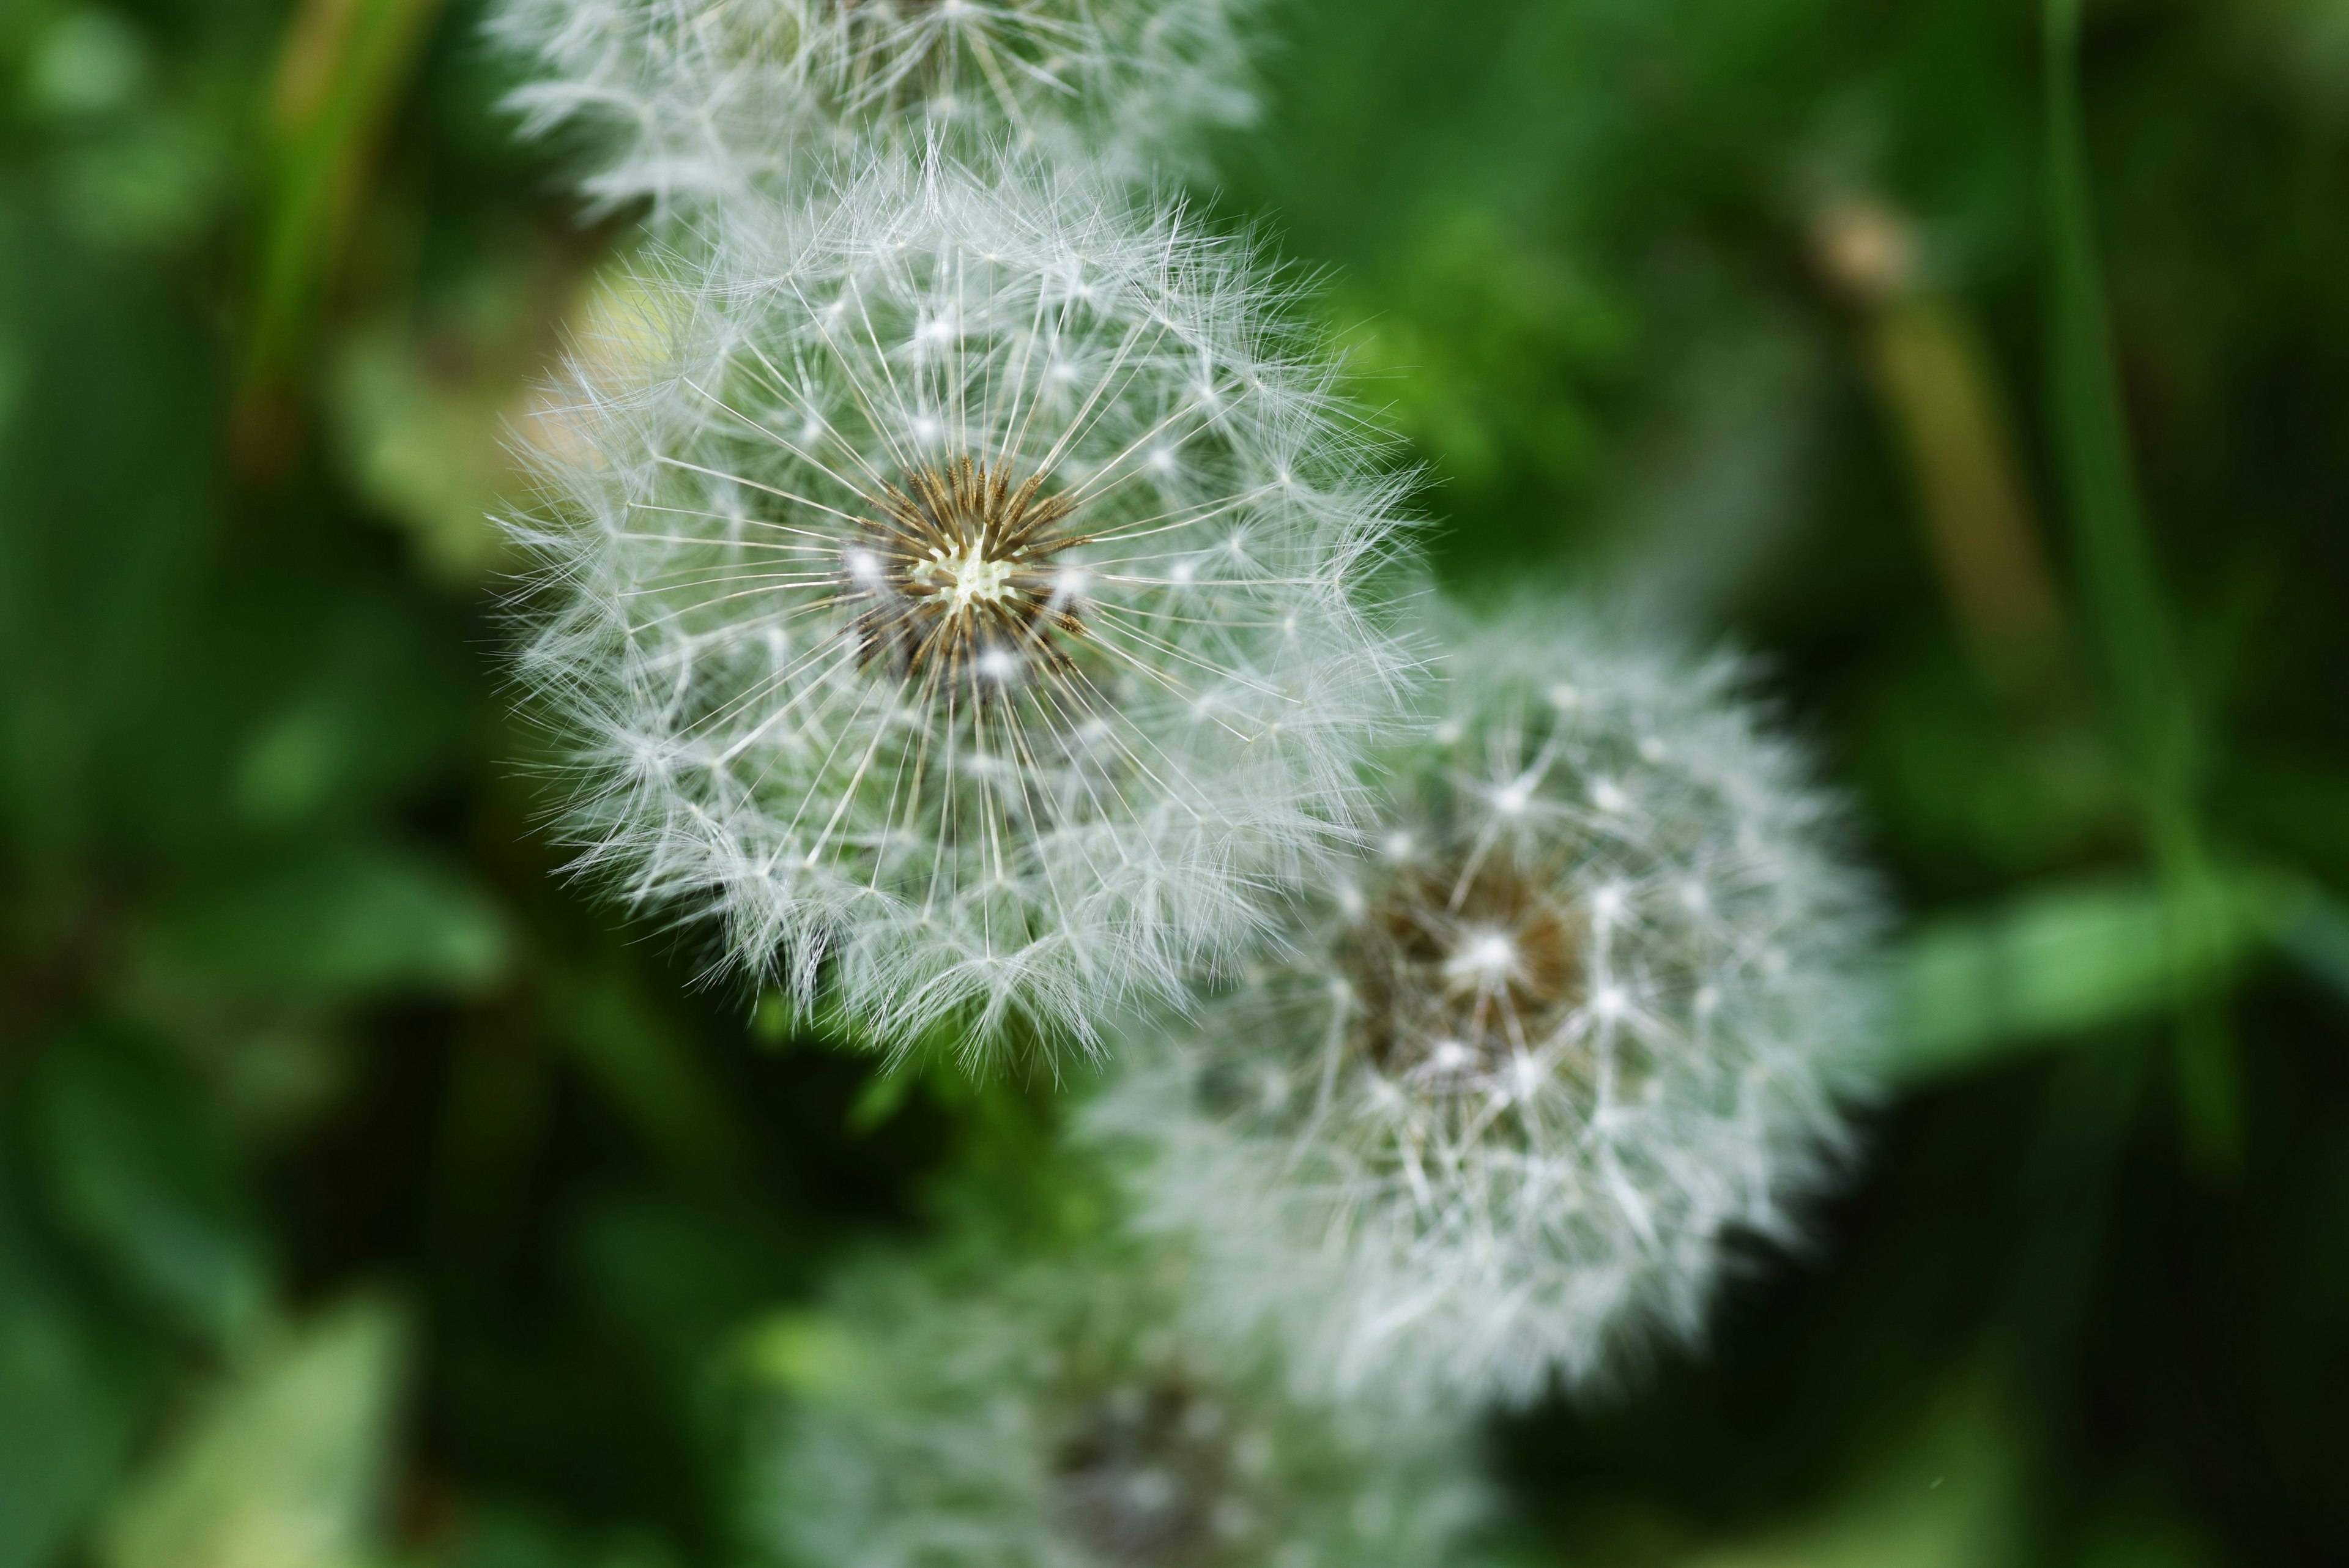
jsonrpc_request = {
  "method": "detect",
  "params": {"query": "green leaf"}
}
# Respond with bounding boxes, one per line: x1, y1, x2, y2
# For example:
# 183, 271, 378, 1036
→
415, 1505, 677, 1568
135, 842, 512, 1003
2042, 0, 2192, 792
735, 1310, 863, 1399
228, 592, 472, 836
242, 0, 448, 400
2277, 888, 2349, 1013
1885, 869, 2298, 1080
98, 1297, 408, 1568
0, 1180, 147, 1568
33, 1030, 272, 1345
2043, 0, 2238, 1165
567, 1193, 805, 1375
549, 964, 749, 1180
1674, 1372, 2022, 1568
844, 1066, 919, 1135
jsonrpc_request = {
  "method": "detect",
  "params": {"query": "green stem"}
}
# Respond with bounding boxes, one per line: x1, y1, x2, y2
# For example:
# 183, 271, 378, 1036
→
2042, 0, 2238, 1168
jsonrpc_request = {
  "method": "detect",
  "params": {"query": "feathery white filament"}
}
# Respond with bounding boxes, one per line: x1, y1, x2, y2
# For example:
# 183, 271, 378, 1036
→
1088, 607, 1881, 1409
510, 155, 1418, 1058
489, 0, 1261, 214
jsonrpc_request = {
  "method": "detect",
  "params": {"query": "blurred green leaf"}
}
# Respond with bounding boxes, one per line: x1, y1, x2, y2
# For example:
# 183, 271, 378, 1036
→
415, 1506, 681, 1568
2043, 0, 2191, 789
22, 10, 147, 119
33, 1029, 271, 1345
1677, 1373, 2022, 1568
1330, 208, 1630, 515
323, 231, 610, 585
0, 317, 23, 439
2076, 1500, 2224, 1568
568, 1193, 804, 1378
0, 1180, 146, 1568
242, 0, 447, 402
550, 965, 749, 1180
98, 1296, 407, 1568
2043, 0, 2239, 1164
327, 319, 518, 581
844, 1065, 919, 1135
228, 590, 474, 837
0, 205, 218, 868
2277, 887, 2349, 1013
135, 842, 513, 1003
1886, 868, 2301, 1079
734, 1310, 859, 1399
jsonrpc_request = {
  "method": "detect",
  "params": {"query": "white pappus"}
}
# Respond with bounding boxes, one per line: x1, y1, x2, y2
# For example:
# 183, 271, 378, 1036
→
508, 153, 1419, 1061
489, 0, 1261, 215
1086, 606, 1882, 1409
759, 1247, 1491, 1568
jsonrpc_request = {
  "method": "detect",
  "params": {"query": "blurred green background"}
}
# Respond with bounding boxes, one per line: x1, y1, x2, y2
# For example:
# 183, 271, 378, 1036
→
3, 0, 2347, 1564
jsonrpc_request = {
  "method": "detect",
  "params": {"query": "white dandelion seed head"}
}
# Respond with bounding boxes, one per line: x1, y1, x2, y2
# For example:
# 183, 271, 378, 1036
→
509, 154, 1421, 1061
1086, 603, 1883, 1410
488, 0, 1264, 216
761, 1250, 1490, 1568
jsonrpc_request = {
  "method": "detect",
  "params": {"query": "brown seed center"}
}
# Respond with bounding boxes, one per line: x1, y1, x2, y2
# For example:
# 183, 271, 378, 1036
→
846, 455, 1089, 693
1345, 857, 1587, 1088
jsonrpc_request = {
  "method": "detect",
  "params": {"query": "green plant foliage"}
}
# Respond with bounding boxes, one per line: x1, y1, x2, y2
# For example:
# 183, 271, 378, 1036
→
1887, 868, 2304, 1079
97, 1298, 407, 1568
32, 1029, 272, 1345
0, 1176, 147, 1568
131, 845, 510, 1003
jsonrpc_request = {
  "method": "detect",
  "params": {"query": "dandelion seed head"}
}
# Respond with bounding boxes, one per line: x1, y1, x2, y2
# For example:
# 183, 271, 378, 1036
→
762, 1250, 1489, 1568
510, 155, 1419, 1058
1088, 605, 1882, 1409
489, 0, 1265, 215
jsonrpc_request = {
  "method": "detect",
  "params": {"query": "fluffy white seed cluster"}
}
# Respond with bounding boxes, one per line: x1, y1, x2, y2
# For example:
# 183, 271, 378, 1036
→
511, 154, 1416, 1056
502, 0, 1887, 1477
762, 1249, 1490, 1568
1088, 608, 1880, 1410
491, 0, 1260, 214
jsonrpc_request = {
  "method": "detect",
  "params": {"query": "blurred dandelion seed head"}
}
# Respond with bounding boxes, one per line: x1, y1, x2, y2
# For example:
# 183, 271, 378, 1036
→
1053, 1372, 1243, 1566
490, 0, 1263, 214
1089, 607, 1882, 1409
763, 1252, 1489, 1568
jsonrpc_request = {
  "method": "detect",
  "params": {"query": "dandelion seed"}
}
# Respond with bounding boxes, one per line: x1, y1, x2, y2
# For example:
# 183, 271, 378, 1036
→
1088, 606, 1881, 1409
760, 1249, 1490, 1568
510, 154, 1418, 1059
489, 0, 1264, 215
